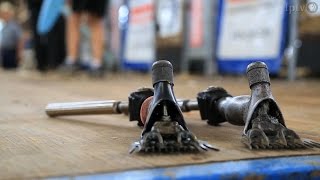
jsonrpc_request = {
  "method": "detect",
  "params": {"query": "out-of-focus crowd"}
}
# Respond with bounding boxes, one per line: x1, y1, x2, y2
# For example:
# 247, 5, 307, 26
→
0, 0, 109, 78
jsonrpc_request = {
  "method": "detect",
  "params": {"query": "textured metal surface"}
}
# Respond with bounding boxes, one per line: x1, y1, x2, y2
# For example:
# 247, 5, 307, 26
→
242, 101, 305, 149
45, 101, 125, 117
246, 61, 270, 88
197, 86, 234, 126
131, 60, 216, 153
48, 155, 320, 180
303, 139, 320, 149
128, 87, 154, 125
130, 121, 217, 153
46, 99, 199, 118
209, 62, 307, 150
152, 60, 174, 85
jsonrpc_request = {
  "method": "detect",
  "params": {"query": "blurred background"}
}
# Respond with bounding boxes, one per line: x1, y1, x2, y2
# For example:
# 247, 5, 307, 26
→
0, 0, 320, 80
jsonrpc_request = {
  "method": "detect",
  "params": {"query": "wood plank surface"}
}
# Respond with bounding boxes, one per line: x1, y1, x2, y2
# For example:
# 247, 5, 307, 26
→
0, 70, 319, 179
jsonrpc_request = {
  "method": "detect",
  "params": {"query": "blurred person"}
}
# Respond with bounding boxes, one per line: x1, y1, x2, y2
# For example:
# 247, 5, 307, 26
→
0, 1, 23, 70
27, 0, 66, 73
61, 0, 108, 77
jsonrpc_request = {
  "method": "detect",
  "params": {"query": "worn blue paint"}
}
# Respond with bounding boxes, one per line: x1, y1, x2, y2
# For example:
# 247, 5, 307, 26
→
48, 155, 320, 180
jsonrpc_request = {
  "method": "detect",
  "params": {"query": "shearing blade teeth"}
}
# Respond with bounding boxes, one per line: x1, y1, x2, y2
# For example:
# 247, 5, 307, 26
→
148, 148, 152, 152
204, 144, 220, 151
311, 141, 320, 146
193, 145, 199, 151
244, 142, 252, 150
131, 125, 220, 153
129, 148, 136, 154
184, 146, 189, 152
303, 140, 320, 148
265, 145, 271, 149
293, 143, 305, 149
311, 143, 320, 147
180, 147, 186, 152
278, 136, 288, 147
274, 145, 281, 149
169, 146, 175, 153
256, 143, 272, 149
164, 147, 169, 153
198, 140, 220, 151
276, 144, 285, 149
129, 142, 141, 154
241, 137, 253, 149
259, 144, 267, 149
295, 145, 303, 149
302, 141, 314, 148
129, 146, 139, 154
287, 143, 297, 149
252, 145, 259, 149
310, 142, 320, 148
189, 143, 199, 151
270, 144, 279, 149
199, 143, 208, 151
288, 145, 295, 149
276, 144, 284, 149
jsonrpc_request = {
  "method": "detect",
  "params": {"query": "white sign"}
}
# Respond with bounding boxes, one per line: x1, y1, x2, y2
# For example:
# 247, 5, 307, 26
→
124, 0, 155, 64
217, 0, 286, 60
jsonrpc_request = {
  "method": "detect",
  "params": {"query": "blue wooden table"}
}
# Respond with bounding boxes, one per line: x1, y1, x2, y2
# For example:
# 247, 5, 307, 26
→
49, 155, 320, 180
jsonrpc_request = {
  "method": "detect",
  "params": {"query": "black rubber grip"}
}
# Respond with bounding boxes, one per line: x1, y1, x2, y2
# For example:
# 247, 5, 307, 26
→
152, 60, 173, 85
246, 61, 270, 88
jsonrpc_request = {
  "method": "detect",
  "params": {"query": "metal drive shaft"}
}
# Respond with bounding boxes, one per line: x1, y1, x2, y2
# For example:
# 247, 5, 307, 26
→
45, 101, 127, 117
45, 99, 199, 117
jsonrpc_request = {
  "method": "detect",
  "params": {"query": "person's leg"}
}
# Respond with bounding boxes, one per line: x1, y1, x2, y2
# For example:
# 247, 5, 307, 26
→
85, 0, 108, 77
66, 12, 81, 64
88, 14, 104, 67
59, 0, 86, 74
